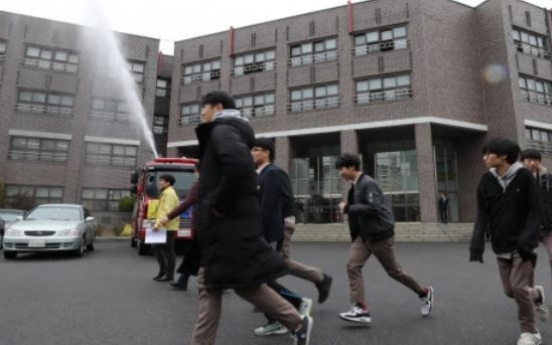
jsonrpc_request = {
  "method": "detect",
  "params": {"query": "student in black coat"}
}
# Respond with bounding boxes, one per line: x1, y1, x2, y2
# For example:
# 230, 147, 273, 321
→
189, 91, 312, 345
470, 138, 546, 345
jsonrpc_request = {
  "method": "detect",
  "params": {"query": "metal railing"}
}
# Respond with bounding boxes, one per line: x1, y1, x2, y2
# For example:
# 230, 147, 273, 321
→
355, 88, 413, 104
514, 42, 550, 59
181, 70, 221, 85
8, 150, 69, 163
15, 103, 73, 116
89, 110, 130, 122
288, 97, 340, 113
527, 140, 552, 154
520, 91, 552, 106
22, 58, 78, 73
353, 39, 410, 56
289, 51, 339, 67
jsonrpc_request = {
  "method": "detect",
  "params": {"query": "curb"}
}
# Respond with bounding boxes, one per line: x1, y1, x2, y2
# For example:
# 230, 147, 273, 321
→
96, 236, 130, 242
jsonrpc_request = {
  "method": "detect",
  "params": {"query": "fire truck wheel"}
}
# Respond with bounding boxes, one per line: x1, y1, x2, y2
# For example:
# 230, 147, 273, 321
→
137, 240, 148, 256
131, 236, 137, 248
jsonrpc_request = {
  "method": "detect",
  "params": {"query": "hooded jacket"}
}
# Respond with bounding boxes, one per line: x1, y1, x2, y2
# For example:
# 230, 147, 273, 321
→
192, 112, 288, 289
470, 164, 542, 262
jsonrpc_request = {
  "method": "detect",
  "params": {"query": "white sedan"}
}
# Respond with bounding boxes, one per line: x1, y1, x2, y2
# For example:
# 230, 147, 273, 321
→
3, 204, 97, 260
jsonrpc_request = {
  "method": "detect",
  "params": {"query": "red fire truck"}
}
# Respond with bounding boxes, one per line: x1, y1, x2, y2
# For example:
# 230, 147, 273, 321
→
130, 157, 197, 255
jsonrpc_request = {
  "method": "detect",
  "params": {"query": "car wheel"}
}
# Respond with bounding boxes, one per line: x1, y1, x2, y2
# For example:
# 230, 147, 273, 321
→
4, 251, 17, 259
74, 237, 85, 257
137, 240, 148, 256
131, 236, 137, 248
86, 237, 95, 251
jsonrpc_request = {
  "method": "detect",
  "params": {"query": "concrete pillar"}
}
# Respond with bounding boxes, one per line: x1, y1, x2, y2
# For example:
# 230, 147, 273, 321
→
415, 123, 438, 223
274, 136, 290, 173
340, 130, 358, 155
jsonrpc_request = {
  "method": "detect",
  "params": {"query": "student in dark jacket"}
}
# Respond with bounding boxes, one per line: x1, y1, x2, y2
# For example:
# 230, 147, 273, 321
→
160, 163, 200, 291
470, 138, 546, 345
189, 91, 312, 345
336, 153, 434, 325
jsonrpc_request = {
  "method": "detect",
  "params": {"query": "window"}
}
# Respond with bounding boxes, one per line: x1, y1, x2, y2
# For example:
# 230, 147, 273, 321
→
156, 78, 170, 97
5, 185, 63, 206
16, 89, 74, 116
526, 127, 552, 154
82, 188, 130, 212
356, 74, 412, 104
290, 84, 339, 112
153, 115, 168, 135
9, 136, 70, 163
235, 93, 275, 118
90, 98, 129, 121
180, 103, 201, 125
23, 45, 78, 73
519, 75, 552, 106
85, 142, 138, 167
0, 41, 6, 59
128, 61, 145, 83
182, 59, 221, 84
233, 50, 275, 76
354, 25, 408, 56
290, 38, 337, 67
513, 28, 549, 59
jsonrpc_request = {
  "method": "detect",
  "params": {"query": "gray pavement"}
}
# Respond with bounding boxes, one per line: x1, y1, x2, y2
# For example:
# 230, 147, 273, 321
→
0, 240, 550, 345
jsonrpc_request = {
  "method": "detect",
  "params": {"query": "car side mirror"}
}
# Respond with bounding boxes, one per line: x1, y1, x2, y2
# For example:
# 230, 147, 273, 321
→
16, 216, 23, 221
130, 185, 138, 194
85, 217, 95, 222
130, 172, 139, 184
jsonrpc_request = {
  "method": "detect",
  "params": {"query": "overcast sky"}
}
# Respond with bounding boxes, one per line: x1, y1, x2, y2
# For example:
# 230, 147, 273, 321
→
0, 0, 550, 54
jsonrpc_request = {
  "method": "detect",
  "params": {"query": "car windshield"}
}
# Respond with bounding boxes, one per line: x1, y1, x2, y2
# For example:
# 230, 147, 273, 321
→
25, 207, 82, 221
144, 169, 196, 199
0, 211, 22, 222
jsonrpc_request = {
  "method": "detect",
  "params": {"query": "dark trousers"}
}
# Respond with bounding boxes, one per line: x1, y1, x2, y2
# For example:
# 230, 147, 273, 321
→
153, 230, 176, 278
440, 209, 448, 223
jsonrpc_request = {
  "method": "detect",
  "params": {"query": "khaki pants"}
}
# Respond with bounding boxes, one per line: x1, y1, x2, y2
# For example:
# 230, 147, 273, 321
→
346, 236, 426, 306
497, 254, 541, 333
281, 223, 324, 284
190, 267, 302, 345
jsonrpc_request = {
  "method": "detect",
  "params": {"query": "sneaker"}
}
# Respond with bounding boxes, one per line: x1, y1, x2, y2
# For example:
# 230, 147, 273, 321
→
316, 274, 333, 304
517, 330, 542, 345
291, 315, 313, 345
534, 285, 549, 322
421, 286, 434, 316
254, 321, 288, 336
299, 297, 313, 317
339, 305, 371, 324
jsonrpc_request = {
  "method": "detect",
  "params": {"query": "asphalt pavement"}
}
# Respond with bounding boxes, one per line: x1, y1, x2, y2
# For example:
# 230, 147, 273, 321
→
0, 240, 550, 345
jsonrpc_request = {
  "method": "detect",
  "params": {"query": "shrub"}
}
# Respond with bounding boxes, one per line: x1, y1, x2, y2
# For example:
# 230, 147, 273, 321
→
119, 195, 136, 212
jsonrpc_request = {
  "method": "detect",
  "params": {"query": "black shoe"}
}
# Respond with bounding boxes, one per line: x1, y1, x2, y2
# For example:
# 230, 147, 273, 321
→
316, 274, 332, 304
291, 316, 313, 345
153, 273, 166, 281
170, 282, 188, 291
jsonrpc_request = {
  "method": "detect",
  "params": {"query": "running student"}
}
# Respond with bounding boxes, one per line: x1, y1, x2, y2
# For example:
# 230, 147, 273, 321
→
336, 153, 434, 324
470, 138, 546, 345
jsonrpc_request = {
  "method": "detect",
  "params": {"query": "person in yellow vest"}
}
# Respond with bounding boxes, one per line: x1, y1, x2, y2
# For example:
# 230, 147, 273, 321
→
153, 174, 180, 282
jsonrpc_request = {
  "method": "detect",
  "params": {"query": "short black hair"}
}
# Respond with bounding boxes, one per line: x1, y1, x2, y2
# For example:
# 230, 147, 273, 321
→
159, 174, 176, 186
201, 91, 235, 109
254, 138, 275, 161
335, 153, 361, 170
482, 137, 521, 165
521, 148, 542, 161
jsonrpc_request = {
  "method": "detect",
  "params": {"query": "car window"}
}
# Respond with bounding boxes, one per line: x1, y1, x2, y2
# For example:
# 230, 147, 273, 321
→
25, 207, 83, 221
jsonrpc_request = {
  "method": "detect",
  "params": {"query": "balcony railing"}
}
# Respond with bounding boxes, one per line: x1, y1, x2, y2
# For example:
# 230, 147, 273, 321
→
288, 97, 340, 113
233, 61, 275, 76
353, 39, 410, 56
289, 51, 338, 67
181, 70, 221, 85
155, 88, 171, 97
515, 42, 550, 59
241, 105, 275, 118
22, 58, 78, 73
527, 140, 552, 154
8, 150, 69, 163
521, 91, 552, 106
355, 88, 413, 104
179, 115, 201, 126
15, 103, 73, 116
89, 110, 130, 122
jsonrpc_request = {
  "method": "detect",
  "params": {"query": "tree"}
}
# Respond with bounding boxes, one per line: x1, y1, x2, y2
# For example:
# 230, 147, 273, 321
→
10, 192, 36, 211
118, 195, 136, 212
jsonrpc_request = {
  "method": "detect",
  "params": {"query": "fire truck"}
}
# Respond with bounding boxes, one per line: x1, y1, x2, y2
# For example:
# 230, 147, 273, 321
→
130, 157, 197, 255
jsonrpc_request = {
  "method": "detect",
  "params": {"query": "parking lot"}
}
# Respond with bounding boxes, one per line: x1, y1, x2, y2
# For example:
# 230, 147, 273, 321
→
0, 239, 550, 345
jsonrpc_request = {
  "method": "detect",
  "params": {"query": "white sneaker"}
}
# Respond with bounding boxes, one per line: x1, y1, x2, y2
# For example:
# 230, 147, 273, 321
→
534, 285, 549, 322
517, 331, 542, 345
421, 286, 434, 316
299, 297, 313, 317
339, 305, 371, 323
253, 321, 288, 336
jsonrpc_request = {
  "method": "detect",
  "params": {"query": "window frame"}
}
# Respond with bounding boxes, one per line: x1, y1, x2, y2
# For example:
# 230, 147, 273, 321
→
289, 83, 340, 113
512, 27, 550, 59
23, 44, 79, 73
235, 92, 276, 118
81, 188, 131, 212
353, 25, 409, 56
355, 74, 412, 104
8, 136, 70, 163
289, 37, 338, 67
182, 59, 221, 84
16, 89, 75, 116
180, 103, 201, 125
85, 142, 138, 167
